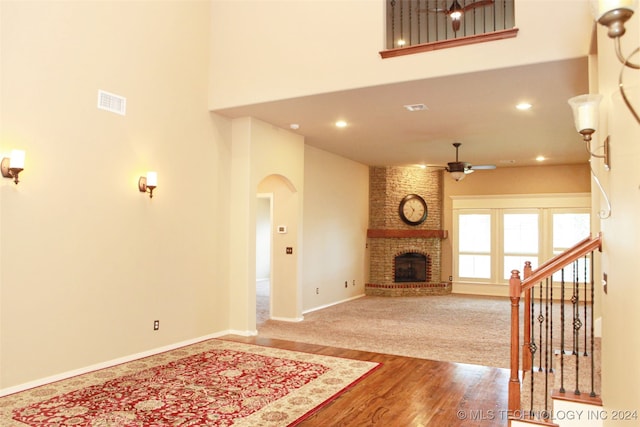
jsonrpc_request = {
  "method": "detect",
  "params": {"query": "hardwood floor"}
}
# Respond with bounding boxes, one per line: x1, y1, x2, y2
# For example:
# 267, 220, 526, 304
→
223, 335, 510, 427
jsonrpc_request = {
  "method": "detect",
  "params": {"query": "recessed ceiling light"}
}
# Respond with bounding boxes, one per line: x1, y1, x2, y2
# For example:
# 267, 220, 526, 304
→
536, 155, 546, 162
335, 120, 347, 128
516, 102, 532, 111
404, 104, 428, 112
290, 123, 300, 130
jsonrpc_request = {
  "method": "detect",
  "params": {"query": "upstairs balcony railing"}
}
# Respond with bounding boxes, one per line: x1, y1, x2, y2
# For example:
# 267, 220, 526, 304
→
382, 0, 517, 58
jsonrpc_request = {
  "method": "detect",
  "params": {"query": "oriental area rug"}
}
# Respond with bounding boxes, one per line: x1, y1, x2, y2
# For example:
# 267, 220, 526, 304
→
0, 339, 380, 426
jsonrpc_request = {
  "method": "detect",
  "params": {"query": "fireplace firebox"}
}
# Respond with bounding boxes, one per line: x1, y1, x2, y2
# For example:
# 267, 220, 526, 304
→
394, 252, 428, 282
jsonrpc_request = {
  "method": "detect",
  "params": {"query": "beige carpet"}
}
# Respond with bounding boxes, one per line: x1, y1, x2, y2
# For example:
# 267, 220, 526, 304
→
258, 294, 514, 369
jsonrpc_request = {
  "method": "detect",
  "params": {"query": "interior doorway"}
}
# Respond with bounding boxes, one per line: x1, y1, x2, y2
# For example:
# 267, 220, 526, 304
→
256, 194, 272, 325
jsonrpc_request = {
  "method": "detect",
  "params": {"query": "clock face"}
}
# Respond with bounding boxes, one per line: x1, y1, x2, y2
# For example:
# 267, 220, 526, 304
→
399, 194, 428, 225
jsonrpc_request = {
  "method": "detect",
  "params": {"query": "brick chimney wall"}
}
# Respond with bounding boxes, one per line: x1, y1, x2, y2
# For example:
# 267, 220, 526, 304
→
367, 166, 449, 295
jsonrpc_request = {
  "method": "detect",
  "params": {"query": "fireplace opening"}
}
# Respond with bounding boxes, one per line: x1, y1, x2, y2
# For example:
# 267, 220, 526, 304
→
394, 252, 428, 282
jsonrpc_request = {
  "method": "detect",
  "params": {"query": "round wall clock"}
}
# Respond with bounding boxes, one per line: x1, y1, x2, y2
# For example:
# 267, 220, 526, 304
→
399, 194, 428, 226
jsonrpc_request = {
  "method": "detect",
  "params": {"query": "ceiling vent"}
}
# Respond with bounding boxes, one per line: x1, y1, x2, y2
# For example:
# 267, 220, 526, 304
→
403, 104, 427, 112
97, 90, 126, 115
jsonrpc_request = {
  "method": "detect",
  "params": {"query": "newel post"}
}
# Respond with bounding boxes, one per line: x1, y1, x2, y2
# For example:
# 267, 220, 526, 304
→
508, 269, 522, 414
522, 261, 532, 372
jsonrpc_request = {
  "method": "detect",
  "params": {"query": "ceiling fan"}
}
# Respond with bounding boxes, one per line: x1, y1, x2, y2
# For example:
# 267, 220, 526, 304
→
439, 142, 496, 181
419, 0, 495, 32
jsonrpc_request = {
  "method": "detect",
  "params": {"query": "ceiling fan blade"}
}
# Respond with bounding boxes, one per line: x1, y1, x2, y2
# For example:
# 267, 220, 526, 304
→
469, 164, 497, 170
461, 0, 494, 12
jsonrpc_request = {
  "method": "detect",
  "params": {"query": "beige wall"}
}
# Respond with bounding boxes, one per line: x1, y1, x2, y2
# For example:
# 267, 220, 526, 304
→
209, 0, 594, 109
228, 117, 305, 332
594, 11, 640, 424
441, 163, 591, 294
0, 1, 231, 389
302, 146, 369, 311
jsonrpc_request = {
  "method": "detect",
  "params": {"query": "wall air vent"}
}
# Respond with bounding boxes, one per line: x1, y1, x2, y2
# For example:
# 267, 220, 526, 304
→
97, 90, 126, 115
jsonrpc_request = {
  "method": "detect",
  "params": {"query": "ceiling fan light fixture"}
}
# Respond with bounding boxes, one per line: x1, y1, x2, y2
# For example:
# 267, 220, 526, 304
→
450, 171, 466, 181
448, 0, 463, 15
448, 0, 463, 31
444, 142, 495, 181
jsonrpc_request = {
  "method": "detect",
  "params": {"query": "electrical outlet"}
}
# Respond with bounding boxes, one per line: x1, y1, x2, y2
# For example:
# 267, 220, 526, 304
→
153, 320, 159, 331
286, 247, 293, 254
449, 276, 453, 282
344, 281, 348, 288
316, 287, 319, 294
352, 280, 356, 286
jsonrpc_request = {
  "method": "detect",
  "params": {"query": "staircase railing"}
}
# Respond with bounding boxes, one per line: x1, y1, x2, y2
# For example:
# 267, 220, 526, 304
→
508, 232, 602, 419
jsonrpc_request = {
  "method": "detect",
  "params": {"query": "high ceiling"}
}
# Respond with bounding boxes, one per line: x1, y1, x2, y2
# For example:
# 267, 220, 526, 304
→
213, 56, 590, 170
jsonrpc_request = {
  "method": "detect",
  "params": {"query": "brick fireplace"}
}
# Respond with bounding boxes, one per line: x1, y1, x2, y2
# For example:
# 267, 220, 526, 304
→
366, 167, 451, 297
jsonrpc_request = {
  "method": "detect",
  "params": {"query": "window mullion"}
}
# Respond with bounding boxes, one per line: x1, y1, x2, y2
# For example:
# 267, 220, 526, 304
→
494, 208, 502, 284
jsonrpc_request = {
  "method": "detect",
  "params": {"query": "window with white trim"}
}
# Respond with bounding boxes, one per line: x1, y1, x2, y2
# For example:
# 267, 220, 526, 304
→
453, 194, 590, 285
458, 212, 491, 279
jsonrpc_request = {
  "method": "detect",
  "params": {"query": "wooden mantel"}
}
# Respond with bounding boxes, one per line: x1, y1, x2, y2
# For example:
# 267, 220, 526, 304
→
367, 229, 448, 239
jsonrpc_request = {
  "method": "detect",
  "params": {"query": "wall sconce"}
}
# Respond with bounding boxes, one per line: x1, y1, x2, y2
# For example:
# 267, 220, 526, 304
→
568, 94, 611, 169
591, 0, 640, 123
1, 149, 26, 184
138, 171, 157, 198
568, 94, 612, 218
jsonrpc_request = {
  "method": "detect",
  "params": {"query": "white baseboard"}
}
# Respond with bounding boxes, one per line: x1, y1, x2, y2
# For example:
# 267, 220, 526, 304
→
303, 293, 365, 315
224, 329, 259, 337
270, 316, 304, 322
594, 316, 602, 338
0, 331, 234, 397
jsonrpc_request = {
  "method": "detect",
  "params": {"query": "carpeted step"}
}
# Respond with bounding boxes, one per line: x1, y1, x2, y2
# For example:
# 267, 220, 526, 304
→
553, 337, 601, 398
519, 337, 601, 422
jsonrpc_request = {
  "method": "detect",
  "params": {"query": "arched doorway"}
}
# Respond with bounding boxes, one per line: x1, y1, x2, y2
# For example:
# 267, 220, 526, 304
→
256, 193, 272, 325
256, 174, 301, 325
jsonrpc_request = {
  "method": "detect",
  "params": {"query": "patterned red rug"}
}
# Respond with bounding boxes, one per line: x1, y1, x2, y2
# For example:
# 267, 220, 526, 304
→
1, 339, 380, 426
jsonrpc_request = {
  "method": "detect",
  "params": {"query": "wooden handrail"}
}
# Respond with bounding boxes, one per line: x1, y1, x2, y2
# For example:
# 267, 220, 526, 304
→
534, 236, 591, 272
379, 28, 519, 58
520, 233, 602, 293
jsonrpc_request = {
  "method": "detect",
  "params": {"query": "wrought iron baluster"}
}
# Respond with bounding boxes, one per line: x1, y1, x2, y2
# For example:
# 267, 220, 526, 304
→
538, 281, 544, 372
390, 0, 397, 48
549, 272, 554, 373
584, 254, 588, 356
433, 0, 438, 42
529, 286, 536, 416
400, 0, 405, 45
416, 0, 422, 44
407, 0, 413, 46
572, 259, 581, 395
560, 267, 566, 393
590, 252, 596, 397
544, 277, 550, 412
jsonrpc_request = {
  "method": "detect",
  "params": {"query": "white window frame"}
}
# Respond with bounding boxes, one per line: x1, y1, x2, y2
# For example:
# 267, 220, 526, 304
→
452, 193, 590, 286
456, 209, 493, 282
